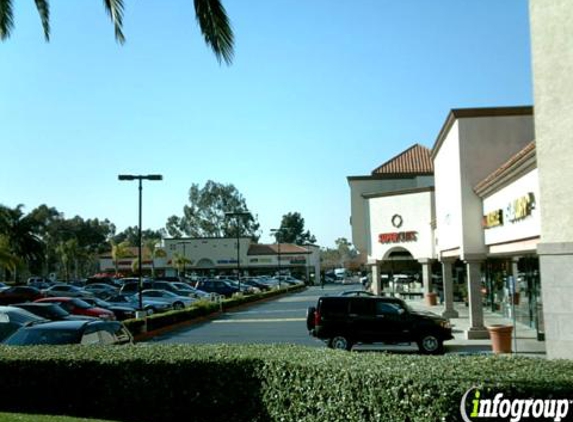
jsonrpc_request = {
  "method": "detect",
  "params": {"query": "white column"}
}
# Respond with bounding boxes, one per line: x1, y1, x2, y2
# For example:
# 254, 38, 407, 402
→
371, 262, 381, 296
441, 259, 459, 318
465, 258, 489, 339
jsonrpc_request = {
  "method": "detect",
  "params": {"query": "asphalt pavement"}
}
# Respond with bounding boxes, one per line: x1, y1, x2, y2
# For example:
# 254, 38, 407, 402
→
148, 284, 342, 346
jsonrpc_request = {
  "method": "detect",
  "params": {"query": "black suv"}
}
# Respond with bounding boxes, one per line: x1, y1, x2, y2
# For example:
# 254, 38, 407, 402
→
307, 296, 453, 354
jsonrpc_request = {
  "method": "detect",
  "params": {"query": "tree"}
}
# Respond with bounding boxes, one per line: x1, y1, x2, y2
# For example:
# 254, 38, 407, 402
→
144, 237, 165, 278
0, 0, 234, 65
110, 240, 131, 276
167, 180, 260, 240
320, 238, 358, 271
273, 212, 316, 245
0, 235, 21, 274
172, 252, 191, 277
0, 204, 45, 281
113, 226, 163, 246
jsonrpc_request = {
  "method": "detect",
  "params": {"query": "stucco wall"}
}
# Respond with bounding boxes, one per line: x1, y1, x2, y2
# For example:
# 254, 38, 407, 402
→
348, 176, 433, 253
367, 190, 435, 261
530, 0, 573, 359
434, 121, 463, 252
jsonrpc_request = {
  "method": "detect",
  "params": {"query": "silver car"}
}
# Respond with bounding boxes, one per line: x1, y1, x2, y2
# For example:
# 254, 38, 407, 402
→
41, 284, 94, 298
140, 289, 196, 310
105, 294, 172, 315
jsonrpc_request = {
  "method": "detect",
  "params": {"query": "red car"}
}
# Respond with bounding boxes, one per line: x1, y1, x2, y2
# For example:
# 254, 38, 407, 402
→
35, 297, 115, 320
0, 286, 43, 305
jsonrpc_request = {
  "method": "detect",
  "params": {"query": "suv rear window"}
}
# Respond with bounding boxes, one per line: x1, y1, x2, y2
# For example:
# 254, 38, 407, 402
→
349, 299, 374, 316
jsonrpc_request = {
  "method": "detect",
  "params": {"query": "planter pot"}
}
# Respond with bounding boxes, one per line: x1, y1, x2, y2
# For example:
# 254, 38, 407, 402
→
425, 292, 438, 306
487, 324, 513, 354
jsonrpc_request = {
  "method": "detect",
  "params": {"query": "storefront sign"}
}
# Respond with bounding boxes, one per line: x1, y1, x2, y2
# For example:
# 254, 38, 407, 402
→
483, 209, 503, 229
506, 192, 535, 223
378, 231, 418, 243
483, 192, 535, 229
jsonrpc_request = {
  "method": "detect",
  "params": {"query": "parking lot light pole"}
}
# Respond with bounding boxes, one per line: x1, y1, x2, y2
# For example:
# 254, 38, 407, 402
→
270, 228, 282, 289
224, 211, 251, 292
118, 174, 163, 315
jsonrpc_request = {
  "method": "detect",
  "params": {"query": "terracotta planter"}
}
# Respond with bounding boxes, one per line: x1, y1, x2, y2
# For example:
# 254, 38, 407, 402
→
487, 324, 513, 354
425, 292, 438, 306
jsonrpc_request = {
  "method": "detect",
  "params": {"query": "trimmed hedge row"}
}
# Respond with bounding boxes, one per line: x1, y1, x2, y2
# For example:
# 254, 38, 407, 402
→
0, 344, 572, 422
124, 284, 306, 335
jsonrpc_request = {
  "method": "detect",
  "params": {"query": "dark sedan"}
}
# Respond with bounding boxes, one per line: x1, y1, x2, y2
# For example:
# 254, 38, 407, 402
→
2, 320, 133, 346
0, 286, 43, 305
0, 306, 47, 341
81, 297, 136, 321
13, 303, 96, 322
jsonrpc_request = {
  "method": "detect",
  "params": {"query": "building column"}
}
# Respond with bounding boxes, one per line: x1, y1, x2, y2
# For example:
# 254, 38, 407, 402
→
511, 257, 520, 293
441, 259, 459, 319
370, 262, 382, 296
418, 258, 432, 295
465, 257, 489, 339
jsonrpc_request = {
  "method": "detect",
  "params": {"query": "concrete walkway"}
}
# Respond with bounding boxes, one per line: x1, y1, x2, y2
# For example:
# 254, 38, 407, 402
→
407, 298, 546, 357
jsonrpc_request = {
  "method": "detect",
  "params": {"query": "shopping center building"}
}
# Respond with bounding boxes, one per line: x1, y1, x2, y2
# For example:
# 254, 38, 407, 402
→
99, 238, 321, 283
348, 106, 544, 341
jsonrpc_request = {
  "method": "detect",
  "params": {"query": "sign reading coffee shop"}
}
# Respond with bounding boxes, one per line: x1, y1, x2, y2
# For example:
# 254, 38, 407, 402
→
483, 192, 536, 229
378, 231, 418, 244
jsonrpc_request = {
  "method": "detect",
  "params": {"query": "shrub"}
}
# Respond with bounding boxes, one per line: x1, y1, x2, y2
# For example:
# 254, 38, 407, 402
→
0, 345, 571, 422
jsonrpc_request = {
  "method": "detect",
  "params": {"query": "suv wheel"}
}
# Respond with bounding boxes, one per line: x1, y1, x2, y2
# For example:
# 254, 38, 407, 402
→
173, 302, 184, 310
306, 306, 316, 331
329, 336, 353, 351
417, 334, 443, 355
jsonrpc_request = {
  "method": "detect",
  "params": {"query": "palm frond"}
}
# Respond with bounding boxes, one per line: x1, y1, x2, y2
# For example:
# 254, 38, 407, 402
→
103, 0, 125, 44
34, 0, 49, 41
0, 0, 14, 41
194, 0, 234, 65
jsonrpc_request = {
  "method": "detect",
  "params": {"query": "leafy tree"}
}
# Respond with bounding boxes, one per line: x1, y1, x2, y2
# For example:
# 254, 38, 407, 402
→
172, 252, 192, 276
0, 204, 45, 281
0, 0, 234, 64
0, 235, 21, 274
320, 238, 358, 271
273, 212, 316, 245
167, 180, 260, 240
113, 226, 163, 246
144, 237, 165, 278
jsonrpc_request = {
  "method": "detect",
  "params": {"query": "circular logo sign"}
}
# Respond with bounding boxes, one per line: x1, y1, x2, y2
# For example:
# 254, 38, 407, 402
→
391, 214, 403, 229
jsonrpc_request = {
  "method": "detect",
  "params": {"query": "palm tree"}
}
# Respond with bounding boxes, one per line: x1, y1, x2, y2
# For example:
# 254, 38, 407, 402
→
110, 240, 131, 277
0, 0, 234, 64
144, 238, 166, 278
0, 235, 21, 276
0, 204, 44, 282
55, 238, 79, 282
172, 252, 191, 277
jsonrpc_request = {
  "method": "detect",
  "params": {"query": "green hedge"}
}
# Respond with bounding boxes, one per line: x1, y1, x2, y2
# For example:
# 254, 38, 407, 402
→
124, 284, 306, 335
0, 345, 572, 422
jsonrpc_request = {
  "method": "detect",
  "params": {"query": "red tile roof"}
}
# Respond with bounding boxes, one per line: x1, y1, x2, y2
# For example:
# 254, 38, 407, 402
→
371, 144, 433, 175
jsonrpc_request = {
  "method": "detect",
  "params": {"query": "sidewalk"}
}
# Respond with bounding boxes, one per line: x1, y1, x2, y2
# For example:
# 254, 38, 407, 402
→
407, 298, 546, 357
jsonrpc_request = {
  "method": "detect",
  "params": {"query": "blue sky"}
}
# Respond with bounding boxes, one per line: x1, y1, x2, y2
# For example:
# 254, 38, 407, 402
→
0, 0, 532, 247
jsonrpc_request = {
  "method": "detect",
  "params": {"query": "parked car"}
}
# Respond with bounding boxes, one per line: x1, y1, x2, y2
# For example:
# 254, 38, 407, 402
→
241, 279, 272, 292
105, 294, 172, 315
338, 290, 376, 297
35, 297, 115, 320
0, 282, 7, 290
0, 306, 47, 341
41, 284, 94, 298
26, 277, 53, 289
140, 290, 196, 310
170, 282, 213, 300
119, 280, 153, 296
307, 296, 453, 354
13, 302, 96, 321
86, 276, 121, 287
222, 279, 258, 294
0, 286, 43, 305
195, 279, 240, 298
2, 320, 133, 346
80, 297, 136, 321
83, 283, 119, 298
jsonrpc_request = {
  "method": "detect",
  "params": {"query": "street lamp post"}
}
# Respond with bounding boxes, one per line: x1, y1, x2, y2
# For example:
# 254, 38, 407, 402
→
118, 174, 162, 315
270, 228, 282, 289
224, 211, 251, 292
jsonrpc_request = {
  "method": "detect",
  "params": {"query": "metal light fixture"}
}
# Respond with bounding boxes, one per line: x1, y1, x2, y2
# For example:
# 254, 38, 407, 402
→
224, 211, 251, 292
118, 174, 163, 315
